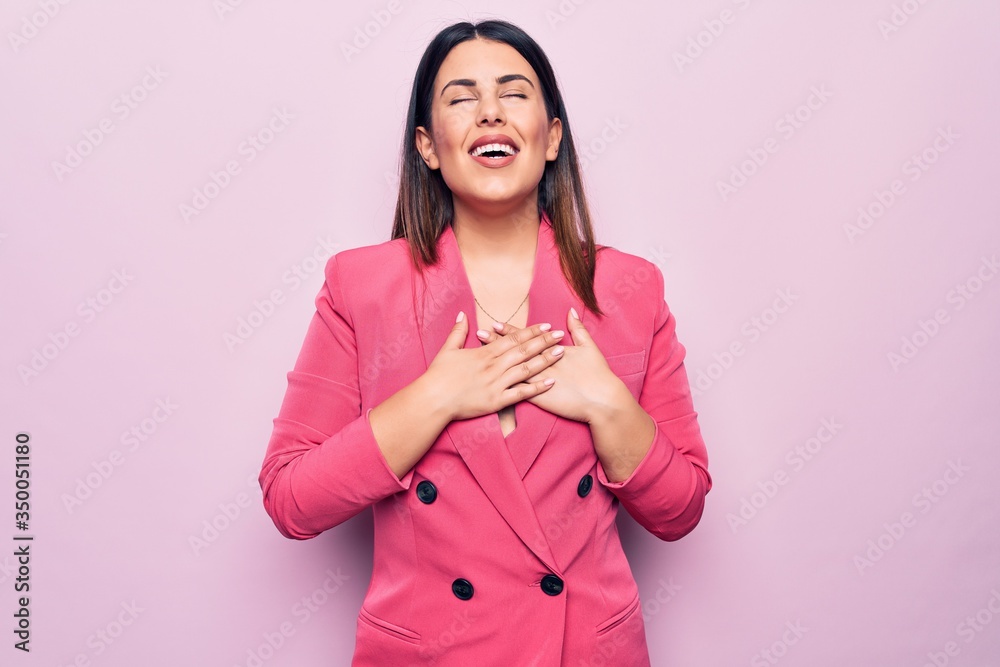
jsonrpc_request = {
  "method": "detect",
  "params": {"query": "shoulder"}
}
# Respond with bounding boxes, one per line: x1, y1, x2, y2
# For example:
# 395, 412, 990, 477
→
325, 236, 411, 280
592, 242, 665, 304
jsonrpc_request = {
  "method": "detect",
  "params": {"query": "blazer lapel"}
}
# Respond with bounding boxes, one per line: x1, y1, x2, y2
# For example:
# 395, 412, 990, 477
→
413, 212, 584, 575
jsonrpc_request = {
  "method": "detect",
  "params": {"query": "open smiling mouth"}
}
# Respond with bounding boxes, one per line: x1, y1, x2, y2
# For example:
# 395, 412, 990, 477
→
469, 143, 519, 166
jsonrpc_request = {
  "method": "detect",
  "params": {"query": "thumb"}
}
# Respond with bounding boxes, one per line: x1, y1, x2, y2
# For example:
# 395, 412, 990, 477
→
445, 310, 470, 349
567, 307, 591, 346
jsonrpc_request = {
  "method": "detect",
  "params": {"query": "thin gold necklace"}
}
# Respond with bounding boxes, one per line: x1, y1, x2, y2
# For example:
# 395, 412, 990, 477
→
473, 292, 528, 325
456, 227, 532, 326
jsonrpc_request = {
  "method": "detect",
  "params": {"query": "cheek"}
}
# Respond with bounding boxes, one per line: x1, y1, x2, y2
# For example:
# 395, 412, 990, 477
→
434, 117, 467, 156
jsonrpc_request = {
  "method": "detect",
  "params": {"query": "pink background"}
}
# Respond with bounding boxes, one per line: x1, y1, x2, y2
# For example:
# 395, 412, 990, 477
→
3, 1, 999, 665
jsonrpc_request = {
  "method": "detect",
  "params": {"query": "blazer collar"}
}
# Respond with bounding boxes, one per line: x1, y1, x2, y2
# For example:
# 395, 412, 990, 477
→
413, 211, 583, 575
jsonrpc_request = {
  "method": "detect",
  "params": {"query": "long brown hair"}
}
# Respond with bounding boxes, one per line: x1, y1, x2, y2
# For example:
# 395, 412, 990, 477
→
390, 19, 606, 318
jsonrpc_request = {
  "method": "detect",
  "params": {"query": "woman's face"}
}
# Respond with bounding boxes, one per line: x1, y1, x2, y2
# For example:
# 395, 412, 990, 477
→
415, 37, 562, 217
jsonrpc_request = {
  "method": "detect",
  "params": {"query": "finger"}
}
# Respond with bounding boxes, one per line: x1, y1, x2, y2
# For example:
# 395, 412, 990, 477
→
503, 376, 556, 403
446, 310, 469, 349
475, 319, 508, 345
499, 339, 564, 388
498, 322, 556, 356
479, 319, 528, 347
489, 320, 519, 339
475, 327, 493, 345
566, 307, 591, 346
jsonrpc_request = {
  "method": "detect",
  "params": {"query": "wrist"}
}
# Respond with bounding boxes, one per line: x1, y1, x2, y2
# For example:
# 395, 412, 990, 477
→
586, 378, 634, 426
416, 370, 457, 423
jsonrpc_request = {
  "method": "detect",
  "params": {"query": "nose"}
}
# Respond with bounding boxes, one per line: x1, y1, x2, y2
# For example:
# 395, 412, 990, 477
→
477, 95, 506, 126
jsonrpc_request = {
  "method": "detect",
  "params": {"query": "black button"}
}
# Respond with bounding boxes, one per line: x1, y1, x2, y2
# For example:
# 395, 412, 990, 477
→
577, 474, 593, 497
541, 574, 564, 596
452, 578, 474, 600
416, 480, 437, 504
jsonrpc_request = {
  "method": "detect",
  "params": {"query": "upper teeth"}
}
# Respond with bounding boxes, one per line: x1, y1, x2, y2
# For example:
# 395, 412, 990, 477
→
471, 143, 517, 157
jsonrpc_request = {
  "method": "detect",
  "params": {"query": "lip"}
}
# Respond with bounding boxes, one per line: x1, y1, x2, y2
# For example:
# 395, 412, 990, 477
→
468, 133, 520, 168
468, 133, 520, 153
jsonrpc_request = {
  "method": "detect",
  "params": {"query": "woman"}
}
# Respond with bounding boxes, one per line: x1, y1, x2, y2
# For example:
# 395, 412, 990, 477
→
259, 18, 712, 666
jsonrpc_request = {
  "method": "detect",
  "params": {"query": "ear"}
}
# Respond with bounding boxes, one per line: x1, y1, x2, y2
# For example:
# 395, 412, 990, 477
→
415, 126, 440, 170
546, 117, 563, 162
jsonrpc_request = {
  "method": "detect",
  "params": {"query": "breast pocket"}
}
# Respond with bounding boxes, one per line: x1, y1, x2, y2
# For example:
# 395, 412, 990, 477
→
605, 351, 646, 398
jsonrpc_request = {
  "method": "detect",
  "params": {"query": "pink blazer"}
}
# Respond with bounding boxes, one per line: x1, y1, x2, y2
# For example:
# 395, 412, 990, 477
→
259, 212, 712, 666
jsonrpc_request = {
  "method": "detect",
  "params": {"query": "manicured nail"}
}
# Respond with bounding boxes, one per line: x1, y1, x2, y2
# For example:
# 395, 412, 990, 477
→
477, 329, 489, 339
456, 311, 464, 322
551, 345, 564, 356
570, 307, 579, 320
539, 323, 551, 331
552, 330, 564, 339
492, 321, 504, 332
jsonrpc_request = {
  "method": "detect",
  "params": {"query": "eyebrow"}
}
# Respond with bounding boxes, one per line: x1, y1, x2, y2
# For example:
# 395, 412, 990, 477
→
440, 74, 535, 98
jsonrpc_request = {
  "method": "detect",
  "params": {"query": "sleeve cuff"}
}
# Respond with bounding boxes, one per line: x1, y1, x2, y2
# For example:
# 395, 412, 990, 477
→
364, 407, 415, 491
595, 419, 674, 493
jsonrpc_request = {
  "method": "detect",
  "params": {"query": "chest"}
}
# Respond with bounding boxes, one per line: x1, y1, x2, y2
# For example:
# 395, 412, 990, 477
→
474, 304, 529, 439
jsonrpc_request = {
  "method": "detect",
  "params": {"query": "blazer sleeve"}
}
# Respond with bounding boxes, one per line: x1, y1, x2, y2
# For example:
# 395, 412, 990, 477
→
258, 253, 414, 540
595, 262, 713, 541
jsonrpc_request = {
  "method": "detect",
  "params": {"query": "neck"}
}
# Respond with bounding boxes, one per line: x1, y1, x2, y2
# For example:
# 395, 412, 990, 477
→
451, 203, 540, 326
451, 199, 541, 265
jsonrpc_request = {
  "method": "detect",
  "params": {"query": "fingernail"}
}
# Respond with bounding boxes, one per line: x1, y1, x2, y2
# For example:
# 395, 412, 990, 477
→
552, 330, 564, 339
477, 329, 490, 339
570, 307, 579, 320
539, 323, 551, 331
456, 311, 464, 323
492, 321, 504, 332
552, 345, 564, 356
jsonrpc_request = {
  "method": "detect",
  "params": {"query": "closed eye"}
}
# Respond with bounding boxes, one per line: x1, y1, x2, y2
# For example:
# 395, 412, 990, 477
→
449, 93, 528, 106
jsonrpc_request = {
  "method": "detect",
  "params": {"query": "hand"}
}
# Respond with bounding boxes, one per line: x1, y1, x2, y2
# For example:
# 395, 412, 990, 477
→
476, 308, 628, 424
425, 311, 565, 422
